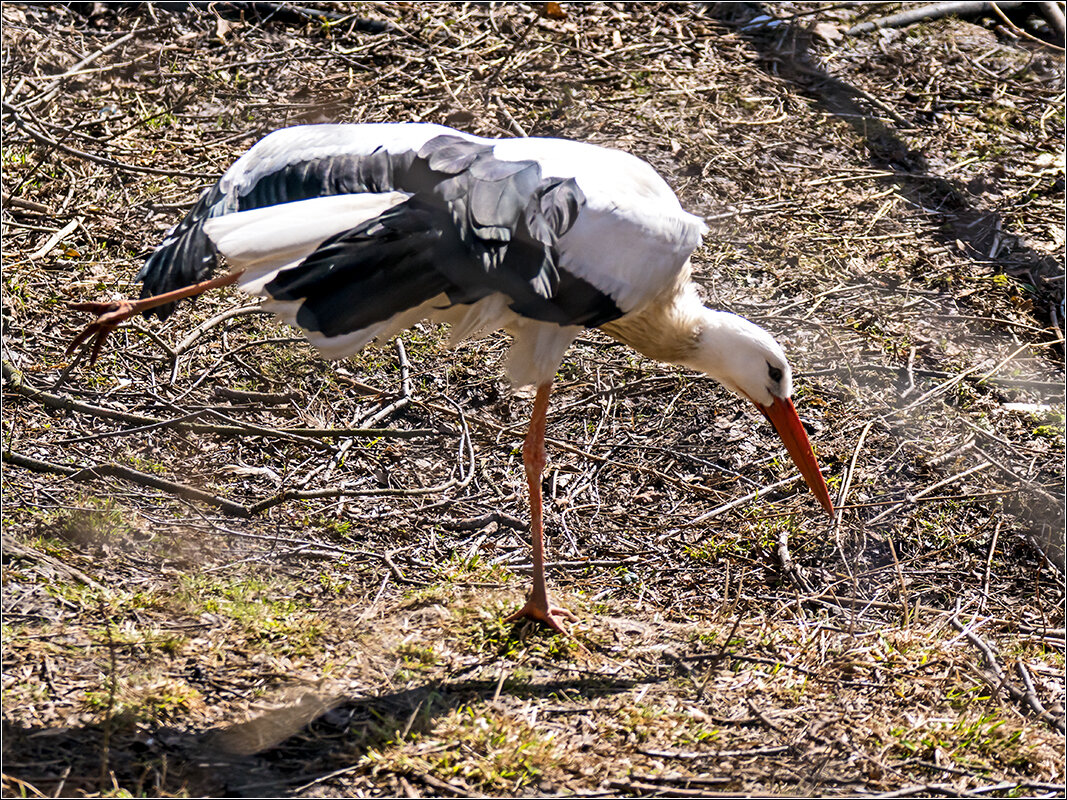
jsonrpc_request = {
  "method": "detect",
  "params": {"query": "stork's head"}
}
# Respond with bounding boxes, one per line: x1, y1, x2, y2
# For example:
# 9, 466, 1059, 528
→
684, 310, 834, 516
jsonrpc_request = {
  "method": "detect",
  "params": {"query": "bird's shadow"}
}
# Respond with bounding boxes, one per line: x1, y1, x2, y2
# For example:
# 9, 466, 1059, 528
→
705, 1, 1063, 317
704, 2, 1065, 560
2, 671, 642, 797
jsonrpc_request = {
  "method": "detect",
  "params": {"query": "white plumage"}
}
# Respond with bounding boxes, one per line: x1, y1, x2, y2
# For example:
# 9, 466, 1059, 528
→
68, 122, 833, 633
197, 124, 707, 386
215, 125, 705, 310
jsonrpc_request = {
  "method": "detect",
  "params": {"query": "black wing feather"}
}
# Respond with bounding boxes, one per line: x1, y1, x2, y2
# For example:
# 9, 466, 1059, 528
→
138, 126, 623, 331
135, 184, 233, 318
269, 202, 453, 338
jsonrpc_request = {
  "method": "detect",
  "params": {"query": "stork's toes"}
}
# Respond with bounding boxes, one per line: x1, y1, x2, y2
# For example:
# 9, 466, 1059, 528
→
505, 596, 578, 635
65, 299, 138, 362
66, 298, 136, 325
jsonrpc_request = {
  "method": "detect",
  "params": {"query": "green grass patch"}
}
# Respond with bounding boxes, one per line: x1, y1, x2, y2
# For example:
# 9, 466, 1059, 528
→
364, 704, 560, 793
173, 574, 324, 655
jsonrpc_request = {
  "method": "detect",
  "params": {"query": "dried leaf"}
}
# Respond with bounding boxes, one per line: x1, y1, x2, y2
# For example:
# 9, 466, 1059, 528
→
813, 21, 843, 44
542, 2, 567, 20
215, 16, 235, 40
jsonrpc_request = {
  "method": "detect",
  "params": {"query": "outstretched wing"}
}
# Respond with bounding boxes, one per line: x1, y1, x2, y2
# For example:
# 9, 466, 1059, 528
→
137, 124, 625, 334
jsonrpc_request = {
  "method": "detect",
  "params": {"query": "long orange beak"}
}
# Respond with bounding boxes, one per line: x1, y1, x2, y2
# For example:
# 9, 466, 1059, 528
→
756, 396, 834, 516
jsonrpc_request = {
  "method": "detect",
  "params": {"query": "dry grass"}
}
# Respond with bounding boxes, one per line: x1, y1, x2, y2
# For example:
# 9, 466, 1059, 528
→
2, 2, 1064, 797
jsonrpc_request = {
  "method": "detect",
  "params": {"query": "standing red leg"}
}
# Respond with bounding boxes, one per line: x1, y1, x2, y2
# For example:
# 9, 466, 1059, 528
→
505, 381, 577, 634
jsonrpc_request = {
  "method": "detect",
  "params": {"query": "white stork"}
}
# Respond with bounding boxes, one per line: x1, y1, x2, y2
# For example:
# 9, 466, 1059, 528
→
69, 123, 834, 633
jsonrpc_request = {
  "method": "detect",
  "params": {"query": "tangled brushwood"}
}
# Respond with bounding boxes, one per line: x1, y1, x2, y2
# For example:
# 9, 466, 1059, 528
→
2, 3, 1064, 797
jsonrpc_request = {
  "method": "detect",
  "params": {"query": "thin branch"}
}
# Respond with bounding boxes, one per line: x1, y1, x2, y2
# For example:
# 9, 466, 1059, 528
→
847, 2, 1029, 35
950, 610, 1066, 732
24, 218, 82, 262
989, 1, 1066, 50
2, 101, 214, 179
2, 449, 253, 517
865, 462, 993, 525
3, 359, 438, 441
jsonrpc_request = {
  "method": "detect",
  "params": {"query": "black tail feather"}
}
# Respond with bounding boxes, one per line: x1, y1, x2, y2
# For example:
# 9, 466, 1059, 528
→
135, 185, 232, 319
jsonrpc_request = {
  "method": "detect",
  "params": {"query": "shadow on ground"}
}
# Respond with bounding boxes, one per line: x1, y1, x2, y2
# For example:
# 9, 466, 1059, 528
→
708, 1, 1065, 568
711, 1, 1063, 316
3, 672, 640, 797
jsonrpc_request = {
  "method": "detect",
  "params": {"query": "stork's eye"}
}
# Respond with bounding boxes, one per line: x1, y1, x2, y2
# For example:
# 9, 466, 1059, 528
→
767, 363, 783, 383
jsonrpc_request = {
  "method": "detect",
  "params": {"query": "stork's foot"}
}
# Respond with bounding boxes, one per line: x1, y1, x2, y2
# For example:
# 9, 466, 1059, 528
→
505, 595, 577, 636
65, 298, 138, 366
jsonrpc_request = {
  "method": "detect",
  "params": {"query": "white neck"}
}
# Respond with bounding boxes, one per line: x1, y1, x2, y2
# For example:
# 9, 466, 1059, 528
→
601, 282, 792, 405
600, 281, 706, 364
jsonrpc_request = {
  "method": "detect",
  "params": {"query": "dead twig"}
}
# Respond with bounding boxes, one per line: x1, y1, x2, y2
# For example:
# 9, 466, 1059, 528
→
832, 418, 873, 534
481, 13, 538, 91
213, 386, 299, 405
361, 337, 413, 426
2, 192, 55, 214
865, 462, 993, 525
1, 538, 107, 592
639, 745, 790, 760
441, 512, 527, 531
949, 610, 1066, 732
989, 0, 1066, 50
979, 513, 1003, 612
2, 449, 254, 517
847, 2, 1029, 35
3, 101, 213, 179
777, 528, 814, 593
688, 472, 823, 524
96, 598, 118, 792
383, 547, 430, 586
3, 359, 436, 441
410, 773, 474, 798
24, 217, 82, 262
12, 25, 143, 108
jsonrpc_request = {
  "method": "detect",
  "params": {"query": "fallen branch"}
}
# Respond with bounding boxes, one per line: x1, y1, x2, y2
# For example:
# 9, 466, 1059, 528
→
214, 2, 396, 29
2, 449, 253, 517
1037, 1, 1066, 38
2, 192, 55, 215
605, 778, 732, 797
683, 652, 885, 689
847, 2, 1029, 35
777, 528, 814, 594
639, 745, 790, 760
22, 26, 142, 98
625, 774, 732, 793
360, 337, 412, 426
989, 0, 1066, 50
2, 537, 108, 592
173, 305, 268, 360
3, 359, 438, 441
759, 591, 1066, 642
408, 772, 473, 798
213, 386, 300, 405
441, 511, 527, 531
25, 217, 82, 262
419, 397, 733, 502
5, 24, 146, 112
243, 473, 472, 516
4, 423, 472, 518
864, 461, 992, 526
2, 100, 213, 179
687, 472, 816, 524
949, 611, 1066, 733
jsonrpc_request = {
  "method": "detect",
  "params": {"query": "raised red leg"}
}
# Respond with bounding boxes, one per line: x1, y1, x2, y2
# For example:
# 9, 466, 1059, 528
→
505, 381, 577, 635
66, 270, 245, 365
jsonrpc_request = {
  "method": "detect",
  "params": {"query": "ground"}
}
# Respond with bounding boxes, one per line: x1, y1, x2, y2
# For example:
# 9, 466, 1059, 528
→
1, 2, 1064, 797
